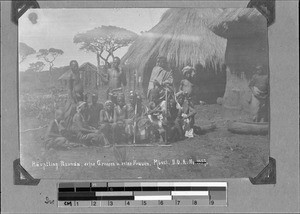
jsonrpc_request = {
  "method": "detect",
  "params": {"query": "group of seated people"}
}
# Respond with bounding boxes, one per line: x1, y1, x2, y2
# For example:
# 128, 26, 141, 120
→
44, 58, 201, 150
44, 88, 200, 150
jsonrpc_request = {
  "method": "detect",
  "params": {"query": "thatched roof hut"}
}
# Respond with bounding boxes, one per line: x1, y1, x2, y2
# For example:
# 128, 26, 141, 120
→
208, 8, 267, 39
122, 8, 227, 95
208, 8, 268, 114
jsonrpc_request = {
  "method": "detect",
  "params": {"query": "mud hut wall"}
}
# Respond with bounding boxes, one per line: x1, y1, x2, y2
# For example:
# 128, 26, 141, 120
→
222, 31, 269, 112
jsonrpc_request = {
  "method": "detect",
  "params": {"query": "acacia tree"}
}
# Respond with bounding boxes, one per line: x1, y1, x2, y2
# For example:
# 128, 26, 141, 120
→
19, 42, 36, 63
37, 48, 64, 82
25, 61, 45, 72
73, 25, 138, 68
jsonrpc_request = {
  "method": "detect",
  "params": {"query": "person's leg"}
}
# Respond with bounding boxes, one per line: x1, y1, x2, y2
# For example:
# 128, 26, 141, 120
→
175, 118, 184, 140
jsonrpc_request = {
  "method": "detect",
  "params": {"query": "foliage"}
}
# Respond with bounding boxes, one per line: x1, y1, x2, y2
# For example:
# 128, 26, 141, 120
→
73, 25, 138, 65
20, 91, 68, 125
25, 61, 45, 72
19, 42, 36, 63
37, 48, 64, 67
36, 48, 64, 82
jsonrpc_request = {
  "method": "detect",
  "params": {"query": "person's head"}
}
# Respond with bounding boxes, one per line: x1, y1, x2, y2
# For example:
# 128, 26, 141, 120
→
182, 66, 195, 79
112, 57, 121, 69
70, 60, 79, 73
148, 101, 156, 111
91, 93, 98, 104
55, 109, 64, 122
129, 91, 136, 105
176, 91, 185, 105
76, 101, 87, 113
156, 56, 167, 69
104, 100, 113, 111
116, 93, 125, 107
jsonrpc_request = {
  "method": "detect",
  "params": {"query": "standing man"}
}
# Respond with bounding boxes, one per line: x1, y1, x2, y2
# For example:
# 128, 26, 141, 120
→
101, 57, 127, 103
248, 65, 269, 122
63, 60, 84, 129
147, 56, 173, 101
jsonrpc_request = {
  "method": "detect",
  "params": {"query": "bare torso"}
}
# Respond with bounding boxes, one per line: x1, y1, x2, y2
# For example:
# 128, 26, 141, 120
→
180, 79, 194, 95
108, 68, 123, 89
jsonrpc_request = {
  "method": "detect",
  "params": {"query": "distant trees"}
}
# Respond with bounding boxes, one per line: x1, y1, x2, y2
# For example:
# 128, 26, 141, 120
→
25, 61, 45, 72
19, 42, 36, 63
73, 25, 137, 68
37, 48, 64, 82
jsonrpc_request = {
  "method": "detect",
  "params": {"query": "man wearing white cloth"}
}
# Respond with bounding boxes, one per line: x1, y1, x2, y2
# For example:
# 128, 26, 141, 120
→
147, 56, 174, 100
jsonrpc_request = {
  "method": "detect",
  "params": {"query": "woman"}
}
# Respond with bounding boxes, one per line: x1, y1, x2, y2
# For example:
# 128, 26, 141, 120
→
72, 101, 108, 146
99, 100, 114, 144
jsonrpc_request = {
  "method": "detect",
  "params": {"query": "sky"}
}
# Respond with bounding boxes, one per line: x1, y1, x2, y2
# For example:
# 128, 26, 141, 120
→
19, 8, 168, 71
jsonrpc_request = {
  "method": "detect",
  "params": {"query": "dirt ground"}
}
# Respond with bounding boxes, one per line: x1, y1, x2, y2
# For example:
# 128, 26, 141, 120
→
20, 101, 269, 180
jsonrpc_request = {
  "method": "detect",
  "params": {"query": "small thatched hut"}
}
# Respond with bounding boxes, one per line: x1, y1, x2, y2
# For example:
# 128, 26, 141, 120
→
58, 62, 99, 91
208, 8, 268, 113
121, 8, 227, 103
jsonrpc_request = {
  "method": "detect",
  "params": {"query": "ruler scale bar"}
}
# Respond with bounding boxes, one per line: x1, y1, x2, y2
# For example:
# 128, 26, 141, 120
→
135, 195, 172, 201
95, 191, 133, 196
134, 191, 171, 196
58, 182, 227, 207
171, 191, 209, 196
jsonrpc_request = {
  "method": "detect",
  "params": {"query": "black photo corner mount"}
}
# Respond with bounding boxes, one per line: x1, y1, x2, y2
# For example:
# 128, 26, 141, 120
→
247, 0, 275, 27
14, 159, 40, 185
249, 157, 276, 185
11, 0, 40, 25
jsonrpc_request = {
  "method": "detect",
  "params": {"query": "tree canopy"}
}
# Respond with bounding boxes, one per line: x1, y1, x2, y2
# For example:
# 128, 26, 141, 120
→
37, 48, 64, 63
19, 42, 36, 63
36, 48, 64, 82
25, 61, 45, 72
73, 25, 138, 65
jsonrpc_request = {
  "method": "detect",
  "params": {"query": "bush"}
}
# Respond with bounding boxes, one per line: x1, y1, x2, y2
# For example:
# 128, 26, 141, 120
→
20, 92, 68, 124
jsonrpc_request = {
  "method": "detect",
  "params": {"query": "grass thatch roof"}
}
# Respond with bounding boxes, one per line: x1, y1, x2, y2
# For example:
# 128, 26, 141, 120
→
208, 8, 267, 39
121, 8, 227, 76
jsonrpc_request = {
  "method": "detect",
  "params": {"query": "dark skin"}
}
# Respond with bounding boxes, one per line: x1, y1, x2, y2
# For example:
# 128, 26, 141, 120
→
99, 103, 114, 124
114, 96, 128, 123
73, 104, 97, 133
179, 69, 196, 96
102, 57, 127, 89
69, 60, 83, 102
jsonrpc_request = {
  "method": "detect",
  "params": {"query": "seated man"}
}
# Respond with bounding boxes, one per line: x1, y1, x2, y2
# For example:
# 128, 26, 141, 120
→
44, 109, 71, 150
164, 98, 184, 143
113, 93, 128, 144
87, 93, 103, 128
72, 101, 109, 146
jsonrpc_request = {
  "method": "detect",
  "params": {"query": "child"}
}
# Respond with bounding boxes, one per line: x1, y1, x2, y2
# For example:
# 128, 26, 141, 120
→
176, 91, 197, 138
147, 101, 166, 143
179, 66, 197, 104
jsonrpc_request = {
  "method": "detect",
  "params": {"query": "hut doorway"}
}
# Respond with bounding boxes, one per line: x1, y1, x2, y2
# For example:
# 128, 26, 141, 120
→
193, 64, 226, 104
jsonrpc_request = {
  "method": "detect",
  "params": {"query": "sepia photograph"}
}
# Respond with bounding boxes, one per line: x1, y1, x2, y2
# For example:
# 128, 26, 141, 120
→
19, 8, 270, 180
